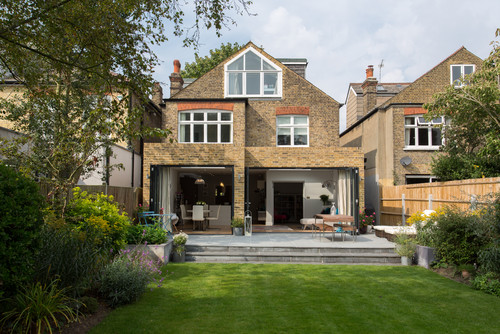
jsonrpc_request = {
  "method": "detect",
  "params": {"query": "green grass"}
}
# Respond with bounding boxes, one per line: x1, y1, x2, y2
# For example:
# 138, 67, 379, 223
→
91, 263, 500, 334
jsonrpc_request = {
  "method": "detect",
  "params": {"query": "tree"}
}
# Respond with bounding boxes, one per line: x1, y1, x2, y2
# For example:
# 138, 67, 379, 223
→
0, 0, 251, 211
424, 29, 500, 181
181, 42, 242, 78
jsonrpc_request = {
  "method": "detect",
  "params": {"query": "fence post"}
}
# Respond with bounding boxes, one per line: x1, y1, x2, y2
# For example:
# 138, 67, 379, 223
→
428, 194, 433, 210
402, 193, 406, 226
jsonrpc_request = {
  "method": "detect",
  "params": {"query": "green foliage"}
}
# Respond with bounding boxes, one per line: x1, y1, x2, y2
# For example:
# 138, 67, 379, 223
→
424, 30, 500, 181
79, 296, 99, 314
0, 1, 251, 199
126, 223, 168, 245
65, 187, 131, 252
394, 233, 417, 257
0, 279, 79, 334
99, 248, 164, 308
231, 217, 244, 228
471, 272, 500, 297
34, 223, 109, 296
477, 194, 500, 273
181, 42, 242, 78
0, 163, 45, 296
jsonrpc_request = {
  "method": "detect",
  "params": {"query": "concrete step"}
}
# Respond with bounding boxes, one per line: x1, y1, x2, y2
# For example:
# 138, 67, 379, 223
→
185, 245, 400, 265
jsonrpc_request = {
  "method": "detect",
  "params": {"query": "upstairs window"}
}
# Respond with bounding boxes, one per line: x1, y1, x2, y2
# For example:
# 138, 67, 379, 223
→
277, 115, 308, 146
451, 64, 475, 88
404, 115, 446, 150
179, 110, 232, 144
225, 48, 282, 97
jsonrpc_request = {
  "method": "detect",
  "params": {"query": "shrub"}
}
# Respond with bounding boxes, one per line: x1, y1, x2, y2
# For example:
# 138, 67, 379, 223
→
79, 296, 99, 314
126, 223, 168, 245
0, 163, 45, 296
471, 272, 500, 297
431, 207, 488, 266
476, 194, 500, 273
34, 223, 109, 296
99, 247, 164, 308
231, 217, 244, 228
0, 279, 79, 333
394, 232, 417, 258
65, 187, 131, 252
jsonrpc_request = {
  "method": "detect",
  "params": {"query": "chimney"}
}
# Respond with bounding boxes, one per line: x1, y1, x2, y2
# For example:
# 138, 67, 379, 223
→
362, 65, 378, 114
152, 82, 163, 106
169, 59, 184, 97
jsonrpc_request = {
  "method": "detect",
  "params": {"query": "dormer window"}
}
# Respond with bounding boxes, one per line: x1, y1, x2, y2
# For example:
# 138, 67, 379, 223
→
225, 47, 282, 97
451, 64, 475, 88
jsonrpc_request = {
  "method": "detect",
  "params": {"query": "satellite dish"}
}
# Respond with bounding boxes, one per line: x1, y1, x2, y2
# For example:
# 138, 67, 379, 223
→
400, 156, 412, 166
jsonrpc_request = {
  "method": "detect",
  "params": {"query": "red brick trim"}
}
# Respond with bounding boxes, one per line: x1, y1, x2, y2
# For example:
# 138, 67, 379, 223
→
404, 107, 427, 115
275, 106, 310, 115
177, 102, 234, 111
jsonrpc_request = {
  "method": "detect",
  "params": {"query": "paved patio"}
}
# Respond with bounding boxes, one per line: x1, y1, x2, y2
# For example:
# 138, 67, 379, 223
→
186, 232, 396, 249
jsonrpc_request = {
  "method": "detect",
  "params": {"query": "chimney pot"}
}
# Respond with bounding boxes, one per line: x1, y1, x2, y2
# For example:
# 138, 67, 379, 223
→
173, 60, 181, 73
366, 65, 374, 78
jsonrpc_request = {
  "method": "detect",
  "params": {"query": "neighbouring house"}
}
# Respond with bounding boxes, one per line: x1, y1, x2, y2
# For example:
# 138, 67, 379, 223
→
340, 47, 483, 222
143, 42, 364, 227
0, 75, 155, 188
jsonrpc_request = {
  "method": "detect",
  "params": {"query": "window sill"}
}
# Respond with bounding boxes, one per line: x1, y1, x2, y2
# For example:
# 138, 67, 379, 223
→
403, 147, 440, 151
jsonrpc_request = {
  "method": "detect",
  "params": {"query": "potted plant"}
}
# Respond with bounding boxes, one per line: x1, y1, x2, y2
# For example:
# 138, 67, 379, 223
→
320, 194, 329, 206
172, 231, 188, 262
394, 232, 416, 265
231, 217, 244, 236
358, 209, 375, 234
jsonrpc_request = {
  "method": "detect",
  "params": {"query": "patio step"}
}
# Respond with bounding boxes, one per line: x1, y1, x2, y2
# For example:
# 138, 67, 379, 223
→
185, 245, 400, 264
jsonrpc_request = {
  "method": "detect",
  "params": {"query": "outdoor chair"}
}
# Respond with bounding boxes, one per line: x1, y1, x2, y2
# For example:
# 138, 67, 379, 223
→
138, 211, 155, 225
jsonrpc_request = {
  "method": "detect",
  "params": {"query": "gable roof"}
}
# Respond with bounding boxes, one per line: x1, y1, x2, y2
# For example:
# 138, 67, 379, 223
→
341, 46, 483, 136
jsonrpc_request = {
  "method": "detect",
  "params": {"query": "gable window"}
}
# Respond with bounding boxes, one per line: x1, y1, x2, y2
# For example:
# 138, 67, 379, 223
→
277, 115, 308, 146
179, 110, 232, 143
451, 64, 475, 88
225, 48, 282, 97
404, 115, 445, 150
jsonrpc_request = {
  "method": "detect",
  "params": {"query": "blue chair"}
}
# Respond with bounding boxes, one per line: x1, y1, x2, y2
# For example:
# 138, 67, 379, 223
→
138, 211, 155, 225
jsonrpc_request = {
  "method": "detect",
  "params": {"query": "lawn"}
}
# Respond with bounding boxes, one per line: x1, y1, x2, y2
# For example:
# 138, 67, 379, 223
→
91, 263, 500, 334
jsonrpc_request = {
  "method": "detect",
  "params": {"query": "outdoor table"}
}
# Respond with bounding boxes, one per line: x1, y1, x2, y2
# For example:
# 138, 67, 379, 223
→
313, 214, 355, 242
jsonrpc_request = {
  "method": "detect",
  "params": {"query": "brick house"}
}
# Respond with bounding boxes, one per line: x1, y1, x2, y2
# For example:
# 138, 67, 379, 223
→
143, 42, 364, 227
340, 47, 482, 221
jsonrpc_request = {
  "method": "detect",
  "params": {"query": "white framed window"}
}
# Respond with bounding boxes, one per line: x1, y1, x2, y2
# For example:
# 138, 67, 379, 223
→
225, 47, 282, 98
276, 115, 309, 146
451, 64, 475, 88
404, 115, 445, 150
178, 110, 232, 144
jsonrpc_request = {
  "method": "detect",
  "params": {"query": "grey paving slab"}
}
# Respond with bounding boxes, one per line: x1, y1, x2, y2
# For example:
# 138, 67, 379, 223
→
186, 232, 396, 249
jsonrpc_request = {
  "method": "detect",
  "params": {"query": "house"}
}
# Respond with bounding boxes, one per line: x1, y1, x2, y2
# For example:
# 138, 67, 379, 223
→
0, 75, 153, 188
143, 42, 364, 227
340, 47, 483, 221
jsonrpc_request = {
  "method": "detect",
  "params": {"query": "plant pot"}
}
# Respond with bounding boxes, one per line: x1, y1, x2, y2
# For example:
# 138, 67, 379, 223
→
416, 245, 435, 269
172, 250, 185, 263
366, 225, 373, 233
359, 225, 367, 234
233, 227, 244, 236
401, 256, 410, 266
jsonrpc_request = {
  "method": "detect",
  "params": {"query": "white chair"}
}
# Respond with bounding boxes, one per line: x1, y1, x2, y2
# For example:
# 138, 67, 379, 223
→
192, 205, 206, 231
205, 205, 221, 229
180, 205, 192, 228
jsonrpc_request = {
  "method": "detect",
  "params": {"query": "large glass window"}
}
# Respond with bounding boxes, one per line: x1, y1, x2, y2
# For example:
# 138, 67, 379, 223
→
451, 64, 475, 88
404, 115, 445, 150
179, 110, 232, 143
277, 115, 309, 146
225, 48, 282, 97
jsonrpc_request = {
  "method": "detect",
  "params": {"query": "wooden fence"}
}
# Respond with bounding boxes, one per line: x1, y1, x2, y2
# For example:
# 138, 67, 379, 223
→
380, 177, 500, 226
40, 184, 143, 218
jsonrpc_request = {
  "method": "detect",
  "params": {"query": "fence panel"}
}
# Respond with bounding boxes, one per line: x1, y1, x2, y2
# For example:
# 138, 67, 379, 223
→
39, 184, 143, 218
380, 177, 500, 226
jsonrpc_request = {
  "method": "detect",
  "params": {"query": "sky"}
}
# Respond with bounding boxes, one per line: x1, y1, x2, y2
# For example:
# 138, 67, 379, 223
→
151, 0, 500, 131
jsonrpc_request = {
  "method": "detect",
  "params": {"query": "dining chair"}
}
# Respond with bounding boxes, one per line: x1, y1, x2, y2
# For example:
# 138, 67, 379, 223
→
180, 205, 192, 228
205, 205, 220, 229
192, 205, 206, 231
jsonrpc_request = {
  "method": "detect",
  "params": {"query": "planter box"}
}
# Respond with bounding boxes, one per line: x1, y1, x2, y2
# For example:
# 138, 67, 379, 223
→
416, 245, 435, 269
233, 227, 244, 236
126, 239, 173, 264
